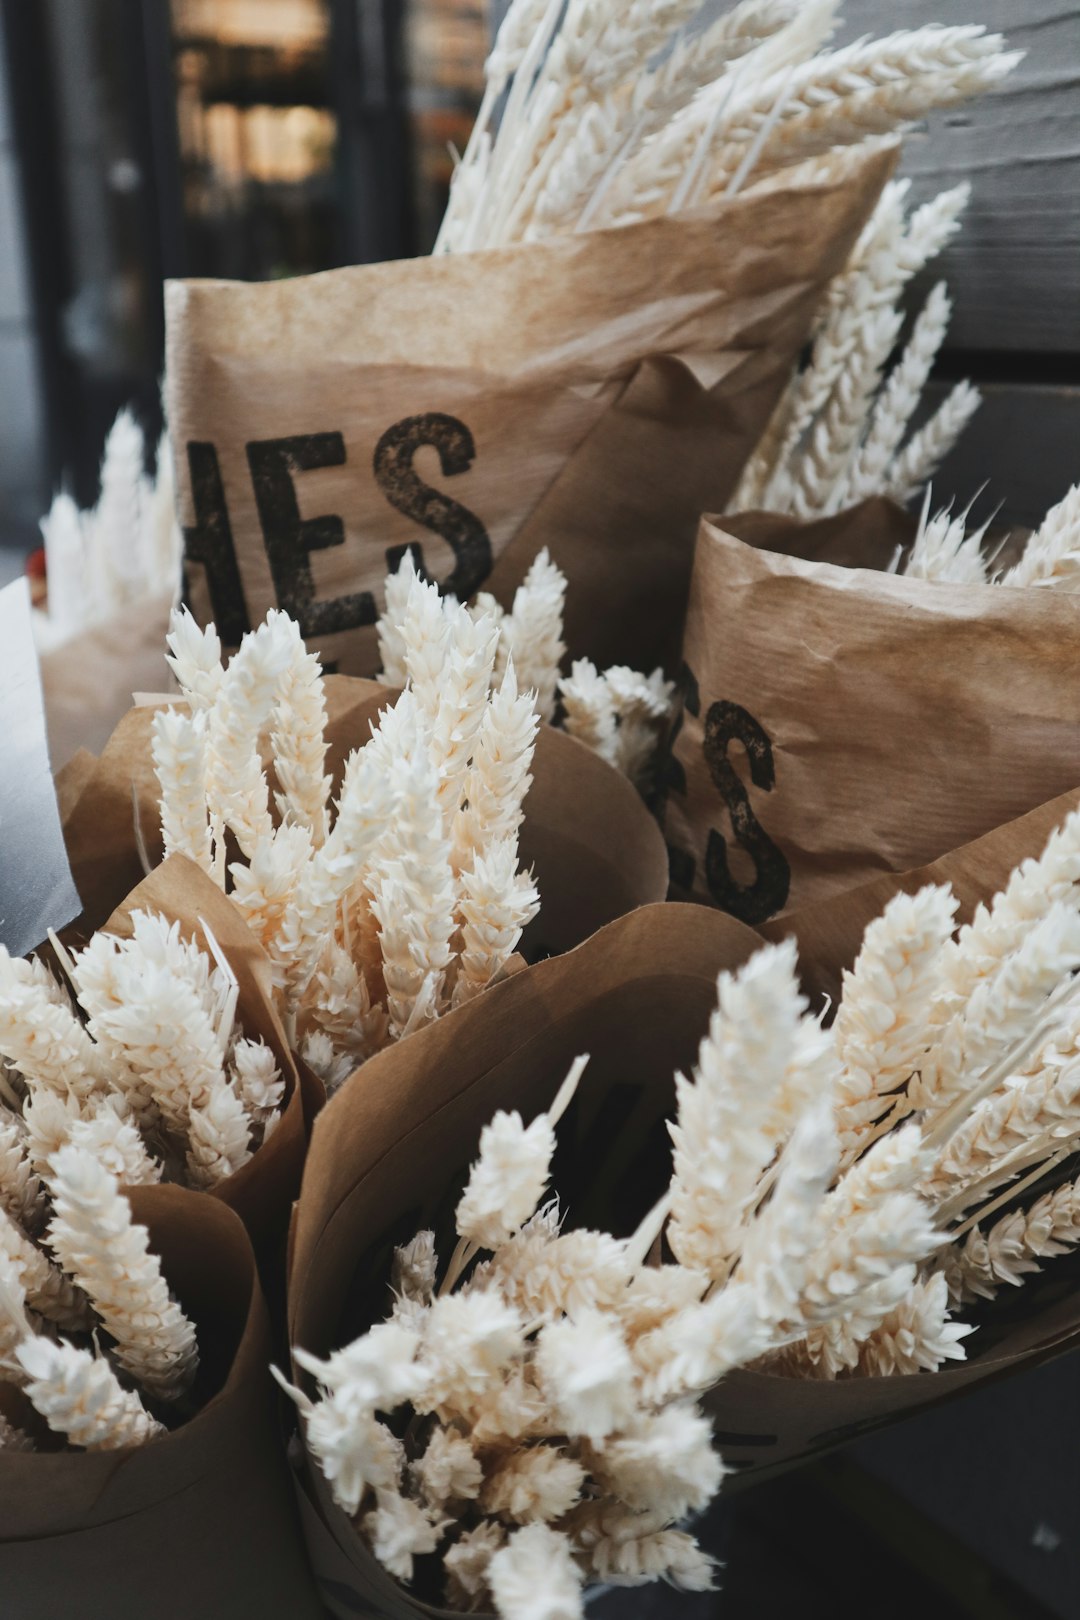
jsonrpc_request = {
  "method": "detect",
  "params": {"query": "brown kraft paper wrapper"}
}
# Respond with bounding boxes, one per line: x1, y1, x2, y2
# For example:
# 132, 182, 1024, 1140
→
60, 676, 669, 958
666, 500, 1080, 925
286, 899, 1080, 1610
165, 146, 892, 679
0, 1183, 321, 1620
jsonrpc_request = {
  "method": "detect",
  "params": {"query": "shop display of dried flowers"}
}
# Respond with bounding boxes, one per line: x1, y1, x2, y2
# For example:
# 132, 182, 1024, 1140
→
282, 805, 1080, 1617
156, 565, 543, 1091
0, 1144, 197, 1451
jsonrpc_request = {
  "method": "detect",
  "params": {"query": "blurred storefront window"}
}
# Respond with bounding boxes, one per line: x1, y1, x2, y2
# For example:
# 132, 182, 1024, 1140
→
0, 0, 488, 540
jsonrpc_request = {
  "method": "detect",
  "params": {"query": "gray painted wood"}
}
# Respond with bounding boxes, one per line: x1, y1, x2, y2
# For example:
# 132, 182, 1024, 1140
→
840, 0, 1080, 355
915, 380, 1079, 530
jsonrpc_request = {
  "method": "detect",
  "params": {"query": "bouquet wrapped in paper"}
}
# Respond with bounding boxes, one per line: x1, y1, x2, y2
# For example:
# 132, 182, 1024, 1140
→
283, 793, 1080, 1618
0, 1181, 320, 1619
666, 482, 1080, 924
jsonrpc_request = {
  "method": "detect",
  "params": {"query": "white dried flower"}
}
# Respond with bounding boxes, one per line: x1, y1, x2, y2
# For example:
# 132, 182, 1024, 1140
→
941, 1173, 1080, 1305
535, 1308, 637, 1441
482, 1444, 585, 1524
576, 1508, 716, 1591
668, 940, 831, 1281
413, 1424, 483, 1506
420, 1291, 526, 1415
165, 605, 223, 711
1001, 484, 1080, 590
229, 1037, 284, 1135
271, 629, 331, 844
855, 1271, 970, 1376
456, 1107, 557, 1251
46, 1144, 198, 1401
297, 1320, 429, 1412
362, 1488, 447, 1583
453, 661, 538, 867
66, 1098, 162, 1187
833, 884, 958, 1150
0, 1411, 34, 1451
205, 609, 296, 859
590, 1402, 723, 1521
368, 752, 457, 1036
17, 1337, 164, 1450
375, 551, 417, 687
0, 1115, 45, 1231
443, 1520, 506, 1610
1, 1205, 90, 1332
557, 659, 617, 764
488, 1524, 584, 1620
477, 1222, 631, 1323
0, 948, 102, 1101
391, 1230, 437, 1306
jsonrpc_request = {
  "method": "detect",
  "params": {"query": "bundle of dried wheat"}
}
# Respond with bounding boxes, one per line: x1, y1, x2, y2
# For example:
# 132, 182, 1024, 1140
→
0, 1143, 196, 1451
283, 804, 1080, 1615
0, 913, 283, 1193
158, 574, 541, 1090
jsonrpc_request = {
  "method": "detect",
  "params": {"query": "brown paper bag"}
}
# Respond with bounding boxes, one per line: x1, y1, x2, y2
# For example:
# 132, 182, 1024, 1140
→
165, 147, 892, 680
61, 677, 669, 956
0, 1182, 321, 1620
285, 899, 1080, 1612
666, 501, 1080, 924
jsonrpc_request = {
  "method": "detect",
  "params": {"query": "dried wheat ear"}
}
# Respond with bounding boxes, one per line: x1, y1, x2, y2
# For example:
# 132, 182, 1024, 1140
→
283, 802, 1080, 1617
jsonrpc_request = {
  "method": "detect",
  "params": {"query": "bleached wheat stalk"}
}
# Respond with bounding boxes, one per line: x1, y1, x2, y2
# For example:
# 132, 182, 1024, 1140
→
47, 1144, 198, 1401
1000, 484, 1080, 589
846, 282, 953, 501
17, 1336, 165, 1449
883, 380, 982, 504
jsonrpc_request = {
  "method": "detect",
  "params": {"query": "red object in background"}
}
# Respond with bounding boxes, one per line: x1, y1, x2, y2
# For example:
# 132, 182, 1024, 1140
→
25, 545, 47, 609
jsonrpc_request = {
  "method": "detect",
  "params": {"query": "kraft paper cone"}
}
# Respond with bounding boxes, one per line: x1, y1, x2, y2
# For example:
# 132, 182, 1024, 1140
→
101, 854, 318, 1248
667, 501, 1080, 924
0, 1184, 320, 1620
165, 146, 892, 678
61, 676, 669, 958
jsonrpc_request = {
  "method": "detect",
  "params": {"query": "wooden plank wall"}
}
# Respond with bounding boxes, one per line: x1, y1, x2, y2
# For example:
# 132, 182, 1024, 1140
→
841, 0, 1080, 531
